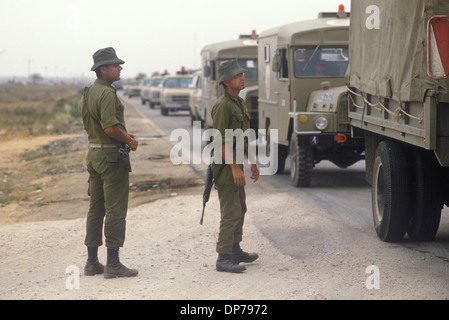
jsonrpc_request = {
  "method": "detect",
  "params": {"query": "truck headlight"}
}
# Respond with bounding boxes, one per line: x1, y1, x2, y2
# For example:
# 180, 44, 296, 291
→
315, 117, 328, 130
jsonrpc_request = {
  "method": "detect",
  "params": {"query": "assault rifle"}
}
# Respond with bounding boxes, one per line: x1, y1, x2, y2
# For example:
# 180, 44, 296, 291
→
200, 164, 225, 225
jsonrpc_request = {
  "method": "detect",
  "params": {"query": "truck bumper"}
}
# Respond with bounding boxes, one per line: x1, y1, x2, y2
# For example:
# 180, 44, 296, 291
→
298, 133, 365, 148
164, 104, 190, 111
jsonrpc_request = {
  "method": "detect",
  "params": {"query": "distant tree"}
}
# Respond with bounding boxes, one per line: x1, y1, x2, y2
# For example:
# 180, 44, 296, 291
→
30, 73, 43, 84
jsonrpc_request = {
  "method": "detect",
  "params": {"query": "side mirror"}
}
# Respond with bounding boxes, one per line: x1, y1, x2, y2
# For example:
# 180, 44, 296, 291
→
203, 65, 211, 78
428, 15, 449, 79
272, 55, 281, 72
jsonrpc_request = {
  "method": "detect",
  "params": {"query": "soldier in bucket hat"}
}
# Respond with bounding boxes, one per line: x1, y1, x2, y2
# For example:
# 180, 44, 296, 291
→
90, 47, 125, 71
80, 47, 138, 279
211, 60, 260, 273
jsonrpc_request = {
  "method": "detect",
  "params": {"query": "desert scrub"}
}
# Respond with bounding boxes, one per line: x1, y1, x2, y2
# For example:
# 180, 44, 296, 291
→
0, 83, 84, 137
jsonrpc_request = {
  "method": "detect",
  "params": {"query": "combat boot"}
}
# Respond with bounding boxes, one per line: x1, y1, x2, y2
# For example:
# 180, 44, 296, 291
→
216, 254, 246, 273
84, 260, 104, 276
232, 243, 259, 263
84, 246, 104, 276
104, 248, 138, 279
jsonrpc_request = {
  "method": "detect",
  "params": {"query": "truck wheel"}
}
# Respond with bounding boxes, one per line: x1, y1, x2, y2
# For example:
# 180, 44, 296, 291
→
407, 148, 442, 241
149, 102, 154, 109
372, 140, 409, 242
161, 105, 168, 116
290, 133, 313, 187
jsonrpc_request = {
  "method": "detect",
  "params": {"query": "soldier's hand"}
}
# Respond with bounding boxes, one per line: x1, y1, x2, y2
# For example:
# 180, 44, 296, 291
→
129, 139, 138, 151
128, 133, 138, 151
231, 164, 245, 187
250, 164, 259, 183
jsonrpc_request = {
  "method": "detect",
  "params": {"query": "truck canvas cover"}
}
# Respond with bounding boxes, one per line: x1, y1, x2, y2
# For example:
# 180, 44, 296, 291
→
347, 0, 449, 103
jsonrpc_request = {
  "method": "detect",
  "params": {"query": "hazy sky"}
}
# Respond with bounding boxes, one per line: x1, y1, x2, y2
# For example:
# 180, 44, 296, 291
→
0, 0, 351, 80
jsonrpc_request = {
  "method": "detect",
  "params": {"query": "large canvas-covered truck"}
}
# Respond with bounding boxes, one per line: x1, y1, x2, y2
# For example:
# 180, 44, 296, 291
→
347, 0, 449, 242
258, 6, 364, 187
200, 33, 259, 131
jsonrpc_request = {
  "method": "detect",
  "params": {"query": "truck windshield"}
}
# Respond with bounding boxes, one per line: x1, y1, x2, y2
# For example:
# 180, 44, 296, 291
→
294, 47, 348, 78
151, 78, 162, 87
165, 77, 193, 88
237, 59, 258, 81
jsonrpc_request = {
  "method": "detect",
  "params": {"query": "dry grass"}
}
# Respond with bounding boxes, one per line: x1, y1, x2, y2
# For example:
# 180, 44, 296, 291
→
0, 83, 84, 139
0, 83, 88, 206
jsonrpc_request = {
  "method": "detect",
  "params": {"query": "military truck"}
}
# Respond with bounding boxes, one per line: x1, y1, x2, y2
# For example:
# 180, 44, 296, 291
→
347, 0, 449, 242
126, 80, 142, 98
189, 70, 203, 125
258, 6, 364, 187
147, 75, 164, 109
140, 77, 152, 105
160, 73, 193, 116
200, 32, 259, 131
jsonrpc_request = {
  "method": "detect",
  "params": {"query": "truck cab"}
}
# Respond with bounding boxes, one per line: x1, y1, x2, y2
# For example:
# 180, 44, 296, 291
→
160, 70, 193, 116
189, 70, 203, 125
258, 6, 364, 187
126, 80, 142, 98
147, 75, 164, 109
140, 77, 152, 105
200, 32, 259, 131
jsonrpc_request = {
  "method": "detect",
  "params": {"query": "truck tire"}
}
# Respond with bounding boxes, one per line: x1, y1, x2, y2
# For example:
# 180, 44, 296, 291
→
372, 140, 409, 242
276, 144, 288, 174
407, 148, 442, 241
160, 105, 168, 116
290, 133, 313, 187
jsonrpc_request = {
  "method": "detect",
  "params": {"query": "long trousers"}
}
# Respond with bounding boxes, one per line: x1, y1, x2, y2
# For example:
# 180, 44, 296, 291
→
213, 164, 247, 254
84, 148, 129, 248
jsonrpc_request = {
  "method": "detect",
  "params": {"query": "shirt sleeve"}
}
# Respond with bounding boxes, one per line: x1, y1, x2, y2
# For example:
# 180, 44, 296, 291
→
212, 101, 230, 145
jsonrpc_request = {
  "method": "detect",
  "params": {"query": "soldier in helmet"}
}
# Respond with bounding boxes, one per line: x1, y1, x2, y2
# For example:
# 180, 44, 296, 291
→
80, 47, 138, 279
211, 60, 260, 273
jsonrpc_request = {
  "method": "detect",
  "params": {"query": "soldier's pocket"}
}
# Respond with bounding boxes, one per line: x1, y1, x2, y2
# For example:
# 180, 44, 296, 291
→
213, 164, 235, 187
231, 111, 244, 129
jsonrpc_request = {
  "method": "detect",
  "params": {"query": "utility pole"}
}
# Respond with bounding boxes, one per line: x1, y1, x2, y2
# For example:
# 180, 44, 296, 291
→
24, 58, 34, 77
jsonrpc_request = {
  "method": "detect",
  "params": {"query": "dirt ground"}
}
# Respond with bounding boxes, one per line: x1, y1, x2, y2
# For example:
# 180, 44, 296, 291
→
2, 96, 448, 303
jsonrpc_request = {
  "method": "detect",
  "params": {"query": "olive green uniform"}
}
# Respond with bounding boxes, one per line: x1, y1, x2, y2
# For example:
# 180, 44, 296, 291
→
80, 79, 129, 249
211, 91, 252, 255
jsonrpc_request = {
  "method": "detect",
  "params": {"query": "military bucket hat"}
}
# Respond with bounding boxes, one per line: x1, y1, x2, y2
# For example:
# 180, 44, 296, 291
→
90, 47, 125, 71
218, 60, 247, 84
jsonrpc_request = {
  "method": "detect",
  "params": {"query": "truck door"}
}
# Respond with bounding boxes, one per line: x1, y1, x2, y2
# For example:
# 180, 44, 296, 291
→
276, 47, 290, 145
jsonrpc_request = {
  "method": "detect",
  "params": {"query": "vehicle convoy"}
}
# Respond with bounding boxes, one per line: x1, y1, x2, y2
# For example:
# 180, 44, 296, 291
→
160, 70, 193, 116
140, 77, 152, 105
200, 32, 259, 131
347, 0, 449, 242
257, 6, 364, 186
126, 80, 142, 98
147, 75, 164, 109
